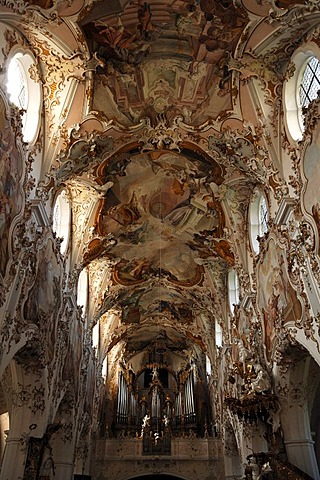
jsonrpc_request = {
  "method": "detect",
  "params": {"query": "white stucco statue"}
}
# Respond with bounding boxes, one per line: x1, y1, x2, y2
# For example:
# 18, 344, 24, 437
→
142, 414, 150, 428
163, 414, 170, 427
250, 364, 270, 394
267, 403, 281, 434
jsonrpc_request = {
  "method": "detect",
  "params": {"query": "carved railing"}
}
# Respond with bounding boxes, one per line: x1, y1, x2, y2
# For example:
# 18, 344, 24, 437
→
225, 393, 278, 424
247, 452, 315, 480
270, 456, 314, 480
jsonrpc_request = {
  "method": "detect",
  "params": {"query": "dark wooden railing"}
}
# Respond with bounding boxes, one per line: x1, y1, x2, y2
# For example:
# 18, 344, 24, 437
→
271, 456, 314, 480
247, 452, 315, 480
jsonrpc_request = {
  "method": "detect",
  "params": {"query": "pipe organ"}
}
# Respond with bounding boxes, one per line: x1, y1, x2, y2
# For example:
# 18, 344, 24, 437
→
114, 363, 209, 440
110, 333, 214, 448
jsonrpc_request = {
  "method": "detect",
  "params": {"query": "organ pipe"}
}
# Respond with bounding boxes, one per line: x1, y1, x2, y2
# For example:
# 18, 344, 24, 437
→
131, 393, 136, 418
175, 391, 182, 417
190, 371, 195, 414
184, 371, 195, 422
117, 371, 129, 424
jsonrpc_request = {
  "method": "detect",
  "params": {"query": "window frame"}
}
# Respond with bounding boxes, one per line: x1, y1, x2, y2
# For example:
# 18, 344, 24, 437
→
228, 268, 239, 315
52, 189, 71, 255
6, 49, 42, 144
284, 44, 320, 142
249, 189, 269, 254
77, 268, 88, 317
299, 56, 320, 109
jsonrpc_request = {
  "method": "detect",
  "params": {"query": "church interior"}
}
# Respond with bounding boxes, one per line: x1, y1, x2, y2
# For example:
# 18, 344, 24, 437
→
1, 0, 320, 479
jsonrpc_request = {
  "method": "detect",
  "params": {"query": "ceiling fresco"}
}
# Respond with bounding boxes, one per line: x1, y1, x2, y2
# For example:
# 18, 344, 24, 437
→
84, 148, 233, 340
73, 0, 278, 361
81, 0, 249, 122
21, 0, 313, 364
95, 150, 228, 282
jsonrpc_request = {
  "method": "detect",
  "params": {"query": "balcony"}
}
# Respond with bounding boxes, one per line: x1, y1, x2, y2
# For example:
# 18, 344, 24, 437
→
92, 436, 224, 480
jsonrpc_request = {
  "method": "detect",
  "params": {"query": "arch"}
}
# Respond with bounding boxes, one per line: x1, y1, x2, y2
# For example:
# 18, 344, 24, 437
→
273, 346, 320, 479
223, 420, 243, 480
135, 366, 177, 388
99, 463, 223, 480
0, 360, 50, 479
95, 142, 225, 185
127, 475, 192, 480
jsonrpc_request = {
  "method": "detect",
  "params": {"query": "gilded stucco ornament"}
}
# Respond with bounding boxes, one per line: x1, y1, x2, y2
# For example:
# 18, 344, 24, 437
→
0, 0, 79, 16
86, 260, 113, 312
82, 234, 116, 268
302, 96, 320, 139
227, 50, 282, 86
208, 128, 269, 182
0, 0, 27, 14
52, 133, 114, 184
0, 105, 34, 312
269, 0, 320, 24
139, 115, 183, 152
263, 220, 320, 355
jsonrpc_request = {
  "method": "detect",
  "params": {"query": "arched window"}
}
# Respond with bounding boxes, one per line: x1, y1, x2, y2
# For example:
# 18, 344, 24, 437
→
259, 194, 268, 236
77, 268, 88, 316
284, 47, 320, 141
6, 51, 41, 143
92, 321, 99, 351
102, 356, 108, 378
249, 190, 268, 254
52, 190, 71, 254
205, 354, 212, 375
228, 269, 239, 314
299, 56, 320, 108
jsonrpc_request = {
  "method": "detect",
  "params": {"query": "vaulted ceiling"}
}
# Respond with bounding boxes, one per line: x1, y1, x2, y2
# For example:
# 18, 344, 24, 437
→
13, 0, 312, 368
78, 0, 244, 363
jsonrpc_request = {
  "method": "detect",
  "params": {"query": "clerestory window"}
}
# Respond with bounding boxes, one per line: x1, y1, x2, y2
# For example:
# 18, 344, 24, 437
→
6, 51, 41, 143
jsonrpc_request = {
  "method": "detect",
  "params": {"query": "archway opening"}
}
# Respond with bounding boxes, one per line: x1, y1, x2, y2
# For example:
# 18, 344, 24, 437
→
128, 475, 188, 480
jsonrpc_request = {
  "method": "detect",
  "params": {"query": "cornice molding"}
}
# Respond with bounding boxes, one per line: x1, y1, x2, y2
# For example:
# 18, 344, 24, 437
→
241, 292, 255, 311
274, 197, 296, 225
30, 198, 49, 227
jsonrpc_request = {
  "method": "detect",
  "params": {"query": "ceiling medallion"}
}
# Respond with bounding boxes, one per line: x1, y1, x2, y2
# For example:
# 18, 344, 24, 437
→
140, 115, 183, 152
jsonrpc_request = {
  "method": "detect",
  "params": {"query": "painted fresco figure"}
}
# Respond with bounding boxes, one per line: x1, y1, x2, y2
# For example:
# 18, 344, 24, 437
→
0, 104, 23, 277
136, 2, 154, 39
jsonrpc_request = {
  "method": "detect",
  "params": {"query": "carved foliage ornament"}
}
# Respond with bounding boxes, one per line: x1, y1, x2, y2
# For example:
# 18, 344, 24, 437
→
208, 128, 269, 182
51, 131, 114, 185
140, 115, 183, 152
